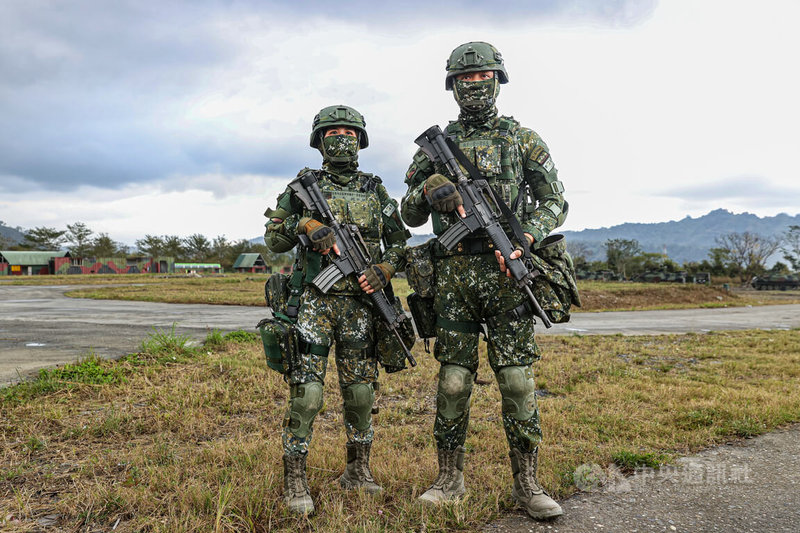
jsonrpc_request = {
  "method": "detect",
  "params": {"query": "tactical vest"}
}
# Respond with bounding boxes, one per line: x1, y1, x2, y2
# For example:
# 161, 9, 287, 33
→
297, 169, 385, 294
430, 117, 525, 237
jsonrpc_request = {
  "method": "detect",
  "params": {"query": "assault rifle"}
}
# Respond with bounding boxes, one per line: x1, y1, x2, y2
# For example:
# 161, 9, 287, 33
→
289, 170, 417, 366
414, 124, 552, 328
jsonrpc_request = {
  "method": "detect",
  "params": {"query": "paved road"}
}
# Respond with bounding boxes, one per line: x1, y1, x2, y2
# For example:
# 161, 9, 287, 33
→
0, 285, 266, 385
488, 423, 800, 533
2, 284, 799, 385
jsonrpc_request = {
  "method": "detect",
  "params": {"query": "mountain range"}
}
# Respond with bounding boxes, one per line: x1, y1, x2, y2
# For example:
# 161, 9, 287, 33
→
5, 209, 797, 265
406, 209, 799, 265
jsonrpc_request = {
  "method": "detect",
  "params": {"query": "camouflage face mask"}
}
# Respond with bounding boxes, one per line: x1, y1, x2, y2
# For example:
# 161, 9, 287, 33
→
320, 134, 359, 164
453, 78, 499, 113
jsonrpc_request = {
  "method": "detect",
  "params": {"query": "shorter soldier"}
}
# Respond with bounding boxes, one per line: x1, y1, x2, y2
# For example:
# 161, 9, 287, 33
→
264, 105, 409, 514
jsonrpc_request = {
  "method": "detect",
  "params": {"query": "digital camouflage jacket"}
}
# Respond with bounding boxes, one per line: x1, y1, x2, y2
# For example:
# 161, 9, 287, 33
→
265, 165, 409, 295
401, 114, 566, 245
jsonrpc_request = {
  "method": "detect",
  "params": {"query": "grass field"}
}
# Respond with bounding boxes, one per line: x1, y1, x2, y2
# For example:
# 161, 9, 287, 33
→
45, 273, 800, 311
2, 327, 799, 532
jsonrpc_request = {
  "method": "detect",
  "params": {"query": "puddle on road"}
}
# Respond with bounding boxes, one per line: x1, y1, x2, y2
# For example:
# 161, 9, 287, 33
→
25, 343, 47, 347
564, 327, 588, 333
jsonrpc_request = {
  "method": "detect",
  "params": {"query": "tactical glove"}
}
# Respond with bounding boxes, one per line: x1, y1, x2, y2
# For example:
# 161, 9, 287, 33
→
363, 263, 395, 292
424, 174, 462, 213
300, 217, 336, 252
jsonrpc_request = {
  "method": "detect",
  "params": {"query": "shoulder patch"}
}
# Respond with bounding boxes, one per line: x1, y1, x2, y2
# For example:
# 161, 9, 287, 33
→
382, 202, 397, 217
543, 157, 555, 172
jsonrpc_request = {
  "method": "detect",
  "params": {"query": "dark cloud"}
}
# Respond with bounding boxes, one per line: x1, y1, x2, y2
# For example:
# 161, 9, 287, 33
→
0, 0, 656, 193
271, 0, 657, 28
659, 177, 800, 208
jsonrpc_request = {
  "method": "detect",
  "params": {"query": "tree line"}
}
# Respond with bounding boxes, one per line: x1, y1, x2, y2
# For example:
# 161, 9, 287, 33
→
569, 226, 800, 284
2, 222, 292, 270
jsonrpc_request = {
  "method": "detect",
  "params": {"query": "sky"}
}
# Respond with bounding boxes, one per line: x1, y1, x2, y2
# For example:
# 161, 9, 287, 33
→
1, 0, 799, 245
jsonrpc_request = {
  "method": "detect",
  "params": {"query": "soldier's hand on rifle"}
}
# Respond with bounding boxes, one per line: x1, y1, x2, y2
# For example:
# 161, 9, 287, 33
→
424, 174, 466, 218
358, 263, 395, 294
300, 217, 339, 255
496, 233, 534, 276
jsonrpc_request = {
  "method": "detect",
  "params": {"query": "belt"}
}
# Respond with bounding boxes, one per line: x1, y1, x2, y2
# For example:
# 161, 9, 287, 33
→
434, 236, 497, 257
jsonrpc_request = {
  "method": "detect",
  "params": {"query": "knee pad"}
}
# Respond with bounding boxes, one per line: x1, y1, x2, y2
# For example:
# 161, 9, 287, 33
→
437, 364, 474, 420
497, 365, 537, 421
287, 381, 324, 438
342, 383, 374, 431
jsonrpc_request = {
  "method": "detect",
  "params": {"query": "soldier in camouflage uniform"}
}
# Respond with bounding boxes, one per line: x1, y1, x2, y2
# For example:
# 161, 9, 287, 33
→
401, 42, 567, 520
265, 105, 409, 515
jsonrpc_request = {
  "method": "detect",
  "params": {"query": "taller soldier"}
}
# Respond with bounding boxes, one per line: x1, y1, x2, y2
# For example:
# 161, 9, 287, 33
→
265, 105, 409, 514
401, 42, 567, 520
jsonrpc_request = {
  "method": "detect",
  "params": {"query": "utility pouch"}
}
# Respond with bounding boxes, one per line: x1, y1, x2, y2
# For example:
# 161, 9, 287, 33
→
258, 272, 300, 375
257, 313, 298, 374
530, 234, 582, 323
265, 273, 289, 311
405, 239, 436, 298
375, 296, 416, 373
407, 291, 437, 339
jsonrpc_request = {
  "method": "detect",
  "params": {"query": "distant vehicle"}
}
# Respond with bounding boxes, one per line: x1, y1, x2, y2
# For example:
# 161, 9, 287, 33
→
576, 269, 623, 281
751, 274, 800, 291
632, 270, 688, 283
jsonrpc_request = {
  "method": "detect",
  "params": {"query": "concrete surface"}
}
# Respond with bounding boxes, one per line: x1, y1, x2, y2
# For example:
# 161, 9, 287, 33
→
1, 284, 799, 385
0, 284, 265, 385
487, 424, 800, 533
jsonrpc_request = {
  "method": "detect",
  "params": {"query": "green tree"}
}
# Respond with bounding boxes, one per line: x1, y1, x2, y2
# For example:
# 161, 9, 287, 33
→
715, 232, 782, 284
605, 238, 641, 279
23, 226, 66, 250
781, 225, 800, 271
211, 235, 230, 264
135, 235, 165, 257
91, 233, 123, 257
162, 235, 187, 260
65, 222, 94, 257
184, 233, 211, 261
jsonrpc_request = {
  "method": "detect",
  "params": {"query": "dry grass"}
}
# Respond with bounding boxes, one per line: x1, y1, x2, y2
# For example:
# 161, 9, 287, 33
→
2, 328, 799, 532
60, 276, 800, 312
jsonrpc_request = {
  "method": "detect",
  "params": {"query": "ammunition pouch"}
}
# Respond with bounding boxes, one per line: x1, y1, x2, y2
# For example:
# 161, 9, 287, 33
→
405, 239, 436, 298
375, 295, 416, 373
407, 292, 437, 339
529, 234, 581, 323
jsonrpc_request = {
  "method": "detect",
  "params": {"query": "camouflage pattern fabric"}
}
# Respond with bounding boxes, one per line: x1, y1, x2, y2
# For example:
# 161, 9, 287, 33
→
282, 288, 379, 455
266, 165, 407, 294
432, 253, 543, 451
401, 105, 566, 456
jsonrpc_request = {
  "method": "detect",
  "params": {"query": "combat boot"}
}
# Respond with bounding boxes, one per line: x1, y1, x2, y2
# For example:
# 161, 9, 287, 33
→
418, 446, 466, 504
510, 448, 563, 520
283, 453, 314, 515
338, 442, 382, 494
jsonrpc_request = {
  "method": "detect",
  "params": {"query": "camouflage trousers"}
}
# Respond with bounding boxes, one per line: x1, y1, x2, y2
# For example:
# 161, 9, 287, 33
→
282, 288, 378, 455
433, 253, 543, 453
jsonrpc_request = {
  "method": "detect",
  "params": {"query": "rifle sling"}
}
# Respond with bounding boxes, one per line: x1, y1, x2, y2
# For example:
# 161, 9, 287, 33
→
444, 137, 534, 261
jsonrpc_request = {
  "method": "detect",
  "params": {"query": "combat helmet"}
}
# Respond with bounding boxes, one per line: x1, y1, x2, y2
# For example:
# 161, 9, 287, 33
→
445, 41, 509, 90
309, 105, 369, 149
